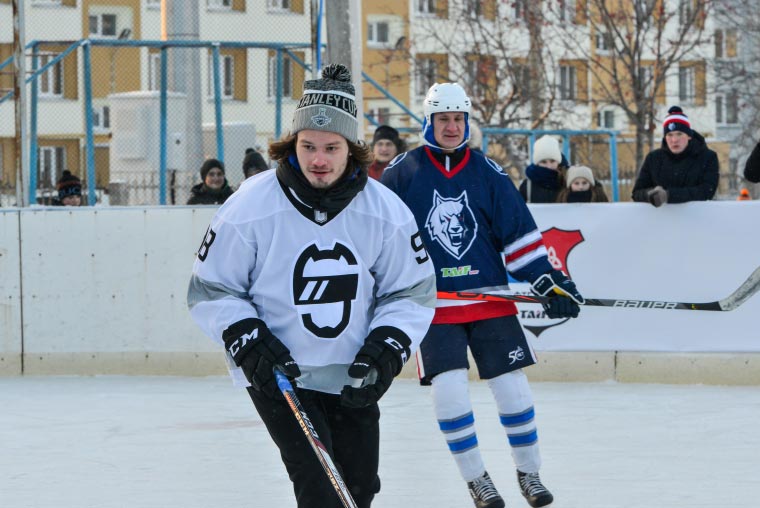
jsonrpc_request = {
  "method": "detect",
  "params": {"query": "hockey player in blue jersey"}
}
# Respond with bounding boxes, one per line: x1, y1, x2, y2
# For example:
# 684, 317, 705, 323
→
381, 83, 584, 508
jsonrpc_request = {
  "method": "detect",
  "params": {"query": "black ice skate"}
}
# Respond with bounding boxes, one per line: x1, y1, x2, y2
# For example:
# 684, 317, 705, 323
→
467, 471, 505, 508
517, 470, 553, 507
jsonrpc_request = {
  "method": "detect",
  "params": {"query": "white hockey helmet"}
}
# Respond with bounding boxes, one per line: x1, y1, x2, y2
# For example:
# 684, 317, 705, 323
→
423, 83, 471, 121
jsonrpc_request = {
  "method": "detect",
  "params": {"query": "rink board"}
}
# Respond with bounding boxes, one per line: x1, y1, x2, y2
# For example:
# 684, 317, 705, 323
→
0, 201, 759, 383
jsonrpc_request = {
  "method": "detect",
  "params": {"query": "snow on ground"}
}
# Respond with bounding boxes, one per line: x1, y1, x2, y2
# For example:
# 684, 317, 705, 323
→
2, 376, 759, 508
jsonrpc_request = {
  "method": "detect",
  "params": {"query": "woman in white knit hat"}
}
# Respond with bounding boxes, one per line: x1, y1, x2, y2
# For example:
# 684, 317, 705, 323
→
519, 135, 570, 203
556, 165, 609, 203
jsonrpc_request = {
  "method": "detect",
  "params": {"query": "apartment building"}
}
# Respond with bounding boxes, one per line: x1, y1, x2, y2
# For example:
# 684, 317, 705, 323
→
360, 0, 734, 198
0, 0, 312, 199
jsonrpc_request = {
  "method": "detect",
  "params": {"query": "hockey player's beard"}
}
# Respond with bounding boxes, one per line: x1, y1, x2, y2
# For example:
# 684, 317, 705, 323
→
276, 156, 368, 215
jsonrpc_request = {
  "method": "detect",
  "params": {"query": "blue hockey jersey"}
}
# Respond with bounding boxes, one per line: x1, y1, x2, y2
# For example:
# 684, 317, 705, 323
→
382, 146, 553, 324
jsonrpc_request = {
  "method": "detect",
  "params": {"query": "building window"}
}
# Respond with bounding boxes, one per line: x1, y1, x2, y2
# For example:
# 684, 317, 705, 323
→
89, 14, 118, 37
367, 21, 390, 47
595, 31, 613, 52
415, 57, 439, 97
38, 146, 66, 188
714, 28, 738, 59
268, 54, 293, 99
558, 0, 576, 22
511, 62, 531, 96
369, 107, 391, 126
208, 54, 234, 99
678, 65, 696, 103
38, 53, 63, 98
417, 0, 436, 16
146, 0, 161, 10
559, 65, 576, 100
207, 0, 232, 10
93, 105, 111, 131
148, 53, 161, 91
464, 0, 481, 18
597, 109, 615, 128
678, 0, 693, 25
267, 0, 291, 12
514, 0, 529, 20
725, 90, 738, 124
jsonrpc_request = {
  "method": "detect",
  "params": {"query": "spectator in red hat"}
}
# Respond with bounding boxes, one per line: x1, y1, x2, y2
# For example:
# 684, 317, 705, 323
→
737, 188, 751, 201
632, 105, 719, 207
367, 125, 407, 180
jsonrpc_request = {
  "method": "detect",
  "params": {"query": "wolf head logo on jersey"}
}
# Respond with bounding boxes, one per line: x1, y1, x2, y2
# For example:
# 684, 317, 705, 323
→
292, 242, 359, 339
425, 190, 478, 260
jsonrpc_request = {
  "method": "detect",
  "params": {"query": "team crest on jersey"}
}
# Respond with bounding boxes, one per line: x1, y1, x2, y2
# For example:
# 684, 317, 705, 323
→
292, 242, 359, 339
513, 228, 585, 337
425, 190, 478, 260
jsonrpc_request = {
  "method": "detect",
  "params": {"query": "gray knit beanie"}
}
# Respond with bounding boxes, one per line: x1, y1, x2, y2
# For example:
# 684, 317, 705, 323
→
291, 63, 358, 143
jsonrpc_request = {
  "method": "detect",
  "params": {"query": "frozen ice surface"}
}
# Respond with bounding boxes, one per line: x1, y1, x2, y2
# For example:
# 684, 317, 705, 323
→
2, 376, 759, 508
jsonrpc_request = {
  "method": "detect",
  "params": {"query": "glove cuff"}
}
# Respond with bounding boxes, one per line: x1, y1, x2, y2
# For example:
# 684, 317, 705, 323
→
365, 326, 412, 376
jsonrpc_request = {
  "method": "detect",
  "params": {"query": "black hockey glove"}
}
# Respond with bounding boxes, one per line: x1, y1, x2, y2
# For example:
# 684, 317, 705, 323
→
222, 318, 301, 399
340, 326, 412, 408
531, 270, 584, 319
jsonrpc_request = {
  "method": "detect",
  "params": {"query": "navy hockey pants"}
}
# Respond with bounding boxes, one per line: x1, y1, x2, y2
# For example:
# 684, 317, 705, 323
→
247, 386, 381, 508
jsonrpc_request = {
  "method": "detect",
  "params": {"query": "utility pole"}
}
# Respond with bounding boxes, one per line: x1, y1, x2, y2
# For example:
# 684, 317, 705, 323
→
324, 0, 363, 140
12, 0, 29, 206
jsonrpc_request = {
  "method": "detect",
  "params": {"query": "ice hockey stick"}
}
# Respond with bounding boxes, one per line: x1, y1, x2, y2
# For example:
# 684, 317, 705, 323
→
436, 265, 760, 312
274, 369, 359, 508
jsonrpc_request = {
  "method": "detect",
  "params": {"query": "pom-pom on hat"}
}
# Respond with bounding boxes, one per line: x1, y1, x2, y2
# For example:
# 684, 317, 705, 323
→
200, 158, 224, 181
663, 106, 692, 136
56, 170, 82, 199
372, 125, 406, 153
242, 148, 268, 176
532, 135, 562, 164
566, 165, 595, 188
291, 63, 358, 143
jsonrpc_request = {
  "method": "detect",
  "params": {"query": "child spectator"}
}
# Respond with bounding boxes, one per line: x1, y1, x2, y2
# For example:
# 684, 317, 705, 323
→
54, 170, 83, 206
557, 165, 609, 203
519, 135, 569, 203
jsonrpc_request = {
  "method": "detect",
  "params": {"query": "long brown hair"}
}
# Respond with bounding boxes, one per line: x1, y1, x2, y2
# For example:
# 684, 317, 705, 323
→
269, 131, 373, 170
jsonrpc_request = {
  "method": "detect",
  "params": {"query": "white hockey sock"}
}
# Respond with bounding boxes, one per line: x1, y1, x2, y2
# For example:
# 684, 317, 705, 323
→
487, 369, 542, 473
431, 369, 485, 482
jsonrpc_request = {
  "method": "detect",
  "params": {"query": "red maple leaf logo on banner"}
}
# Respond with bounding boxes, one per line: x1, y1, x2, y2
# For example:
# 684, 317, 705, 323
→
520, 228, 585, 338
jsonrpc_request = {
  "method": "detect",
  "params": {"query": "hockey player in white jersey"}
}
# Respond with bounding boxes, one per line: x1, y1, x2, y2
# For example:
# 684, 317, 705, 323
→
187, 64, 436, 508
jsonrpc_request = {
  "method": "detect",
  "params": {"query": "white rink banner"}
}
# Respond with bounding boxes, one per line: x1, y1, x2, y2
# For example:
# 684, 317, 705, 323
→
517, 201, 760, 352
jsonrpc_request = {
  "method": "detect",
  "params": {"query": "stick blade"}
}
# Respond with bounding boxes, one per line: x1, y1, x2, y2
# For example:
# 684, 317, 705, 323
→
719, 266, 760, 311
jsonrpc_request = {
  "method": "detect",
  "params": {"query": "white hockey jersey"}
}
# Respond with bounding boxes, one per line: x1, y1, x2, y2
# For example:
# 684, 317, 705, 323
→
188, 170, 436, 393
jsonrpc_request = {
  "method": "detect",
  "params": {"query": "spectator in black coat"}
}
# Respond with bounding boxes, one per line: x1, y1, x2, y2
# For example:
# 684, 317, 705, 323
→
632, 106, 719, 207
187, 158, 234, 205
519, 135, 570, 203
242, 148, 270, 179
744, 141, 760, 183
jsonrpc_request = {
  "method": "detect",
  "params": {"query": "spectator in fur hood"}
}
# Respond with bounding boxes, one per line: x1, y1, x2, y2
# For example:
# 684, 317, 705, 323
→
632, 106, 718, 207
187, 158, 234, 205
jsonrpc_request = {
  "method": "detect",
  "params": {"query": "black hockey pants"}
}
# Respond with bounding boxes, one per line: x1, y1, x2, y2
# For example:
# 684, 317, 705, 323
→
247, 386, 381, 508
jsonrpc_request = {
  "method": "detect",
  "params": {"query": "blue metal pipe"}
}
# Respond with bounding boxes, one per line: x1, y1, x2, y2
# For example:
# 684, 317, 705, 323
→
159, 46, 168, 205
211, 44, 224, 163
28, 42, 39, 205
275, 49, 283, 140
82, 41, 96, 206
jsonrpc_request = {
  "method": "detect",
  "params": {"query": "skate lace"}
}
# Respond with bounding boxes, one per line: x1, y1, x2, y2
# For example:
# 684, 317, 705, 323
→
470, 475, 500, 501
520, 472, 548, 496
